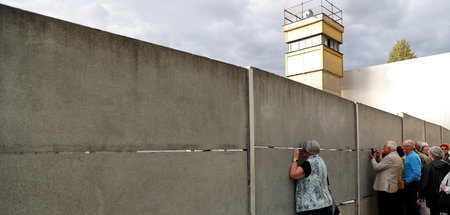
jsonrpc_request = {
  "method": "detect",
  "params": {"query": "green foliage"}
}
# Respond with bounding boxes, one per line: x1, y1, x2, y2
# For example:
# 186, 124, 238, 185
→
387, 39, 417, 63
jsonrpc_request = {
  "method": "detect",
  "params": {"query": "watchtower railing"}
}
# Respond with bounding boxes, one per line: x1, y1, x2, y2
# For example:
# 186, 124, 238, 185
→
284, 0, 343, 25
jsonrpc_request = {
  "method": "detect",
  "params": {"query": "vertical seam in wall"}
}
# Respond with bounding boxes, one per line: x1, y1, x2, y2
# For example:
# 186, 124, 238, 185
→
248, 67, 256, 215
441, 127, 443, 144
424, 121, 427, 142
401, 115, 405, 142
355, 102, 361, 215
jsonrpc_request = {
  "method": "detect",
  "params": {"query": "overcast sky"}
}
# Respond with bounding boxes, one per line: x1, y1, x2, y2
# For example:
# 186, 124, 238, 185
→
1, 0, 450, 76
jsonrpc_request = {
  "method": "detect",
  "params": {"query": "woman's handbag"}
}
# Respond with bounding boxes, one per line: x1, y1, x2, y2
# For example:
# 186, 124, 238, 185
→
331, 202, 340, 215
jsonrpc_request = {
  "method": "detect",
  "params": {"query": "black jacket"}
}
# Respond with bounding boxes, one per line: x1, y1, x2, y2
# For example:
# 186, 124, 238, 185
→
419, 160, 450, 208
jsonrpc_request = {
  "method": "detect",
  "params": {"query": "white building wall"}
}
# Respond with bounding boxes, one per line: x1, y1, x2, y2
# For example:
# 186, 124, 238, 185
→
342, 52, 450, 129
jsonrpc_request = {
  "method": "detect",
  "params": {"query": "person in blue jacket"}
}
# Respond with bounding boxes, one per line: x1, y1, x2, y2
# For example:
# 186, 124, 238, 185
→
401, 139, 421, 215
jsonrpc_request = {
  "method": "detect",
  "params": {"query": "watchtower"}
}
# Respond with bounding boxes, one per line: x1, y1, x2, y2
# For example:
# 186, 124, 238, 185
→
283, 0, 343, 96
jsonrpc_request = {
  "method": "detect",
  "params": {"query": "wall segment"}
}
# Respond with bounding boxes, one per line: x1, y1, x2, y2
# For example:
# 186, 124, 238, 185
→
1, 4, 447, 215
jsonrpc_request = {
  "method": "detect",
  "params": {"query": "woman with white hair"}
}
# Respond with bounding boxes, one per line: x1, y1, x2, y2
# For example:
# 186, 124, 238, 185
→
418, 146, 450, 215
290, 140, 333, 215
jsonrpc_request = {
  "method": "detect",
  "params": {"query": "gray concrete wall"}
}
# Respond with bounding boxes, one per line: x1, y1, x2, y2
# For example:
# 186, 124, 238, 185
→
252, 69, 356, 149
252, 68, 357, 214
360, 196, 378, 215
2, 4, 450, 215
402, 113, 426, 142
0, 4, 248, 152
357, 104, 402, 198
425, 122, 442, 146
0, 4, 249, 215
0, 152, 248, 215
443, 127, 450, 144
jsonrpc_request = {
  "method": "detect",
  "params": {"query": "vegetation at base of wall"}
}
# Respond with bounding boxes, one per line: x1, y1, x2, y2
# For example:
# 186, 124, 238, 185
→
387, 39, 417, 63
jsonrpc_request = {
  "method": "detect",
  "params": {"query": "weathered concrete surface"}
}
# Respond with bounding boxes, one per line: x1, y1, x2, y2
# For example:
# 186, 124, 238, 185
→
0, 151, 248, 215
402, 113, 425, 142
338, 203, 356, 215
253, 68, 356, 149
360, 196, 378, 215
255, 148, 356, 215
358, 104, 402, 149
358, 104, 402, 197
443, 127, 450, 144
321, 150, 357, 203
425, 122, 442, 146
255, 148, 296, 215
0, 4, 248, 152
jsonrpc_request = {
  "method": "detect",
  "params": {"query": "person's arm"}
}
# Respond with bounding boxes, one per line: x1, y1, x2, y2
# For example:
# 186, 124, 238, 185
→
370, 154, 391, 171
441, 174, 450, 194
290, 148, 305, 179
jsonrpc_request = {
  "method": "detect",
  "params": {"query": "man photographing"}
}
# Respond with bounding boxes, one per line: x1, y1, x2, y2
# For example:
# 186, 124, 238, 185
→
370, 140, 402, 215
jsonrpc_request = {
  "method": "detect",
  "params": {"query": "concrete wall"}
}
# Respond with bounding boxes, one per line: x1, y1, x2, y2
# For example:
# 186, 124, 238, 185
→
425, 122, 442, 146
357, 103, 402, 208
0, 4, 248, 152
1, 4, 449, 215
402, 113, 425, 142
252, 68, 357, 214
0, 4, 249, 215
443, 127, 450, 144
0, 152, 248, 215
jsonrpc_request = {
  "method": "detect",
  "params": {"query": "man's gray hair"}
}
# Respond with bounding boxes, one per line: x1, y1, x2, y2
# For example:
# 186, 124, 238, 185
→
404, 139, 415, 147
416, 142, 428, 150
386, 141, 397, 150
429, 146, 444, 160
301, 140, 321, 155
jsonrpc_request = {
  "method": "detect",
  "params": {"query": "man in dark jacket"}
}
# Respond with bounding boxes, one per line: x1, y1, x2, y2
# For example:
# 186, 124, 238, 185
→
418, 146, 450, 215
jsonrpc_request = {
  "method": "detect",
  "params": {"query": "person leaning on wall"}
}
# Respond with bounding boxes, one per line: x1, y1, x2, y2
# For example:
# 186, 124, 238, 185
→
417, 146, 450, 215
369, 140, 403, 215
401, 139, 421, 215
290, 140, 334, 215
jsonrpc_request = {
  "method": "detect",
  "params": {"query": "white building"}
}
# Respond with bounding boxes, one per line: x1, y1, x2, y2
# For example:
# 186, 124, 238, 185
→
342, 52, 450, 129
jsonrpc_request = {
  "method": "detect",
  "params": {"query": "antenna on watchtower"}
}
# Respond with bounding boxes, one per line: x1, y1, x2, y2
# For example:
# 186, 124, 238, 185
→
303, 9, 313, 18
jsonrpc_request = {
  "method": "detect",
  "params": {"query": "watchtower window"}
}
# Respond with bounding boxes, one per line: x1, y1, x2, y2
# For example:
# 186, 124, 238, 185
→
322, 35, 340, 52
288, 35, 321, 52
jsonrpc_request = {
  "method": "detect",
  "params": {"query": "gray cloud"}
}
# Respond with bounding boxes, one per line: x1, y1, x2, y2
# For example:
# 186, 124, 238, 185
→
1, 0, 450, 76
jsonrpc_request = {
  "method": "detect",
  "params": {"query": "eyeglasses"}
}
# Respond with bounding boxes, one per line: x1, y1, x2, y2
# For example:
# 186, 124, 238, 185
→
441, 148, 449, 151
402, 145, 412, 148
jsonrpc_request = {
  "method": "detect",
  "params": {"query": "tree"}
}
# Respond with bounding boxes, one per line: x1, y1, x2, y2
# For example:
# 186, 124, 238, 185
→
387, 39, 417, 63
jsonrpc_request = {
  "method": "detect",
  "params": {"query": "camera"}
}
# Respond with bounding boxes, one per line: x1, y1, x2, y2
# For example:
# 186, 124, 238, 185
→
370, 148, 375, 155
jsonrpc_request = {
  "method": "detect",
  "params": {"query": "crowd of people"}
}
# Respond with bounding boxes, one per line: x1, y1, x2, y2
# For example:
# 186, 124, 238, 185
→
370, 139, 450, 215
288, 139, 450, 215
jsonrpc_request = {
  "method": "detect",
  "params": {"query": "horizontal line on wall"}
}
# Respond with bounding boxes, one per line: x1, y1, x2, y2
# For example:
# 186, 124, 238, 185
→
361, 194, 377, 199
337, 200, 356, 206
0, 149, 247, 155
255, 146, 355, 151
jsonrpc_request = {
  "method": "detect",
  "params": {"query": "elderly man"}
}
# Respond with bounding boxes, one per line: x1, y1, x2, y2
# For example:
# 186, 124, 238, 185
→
422, 145, 430, 157
416, 142, 431, 167
370, 140, 402, 215
402, 139, 421, 215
